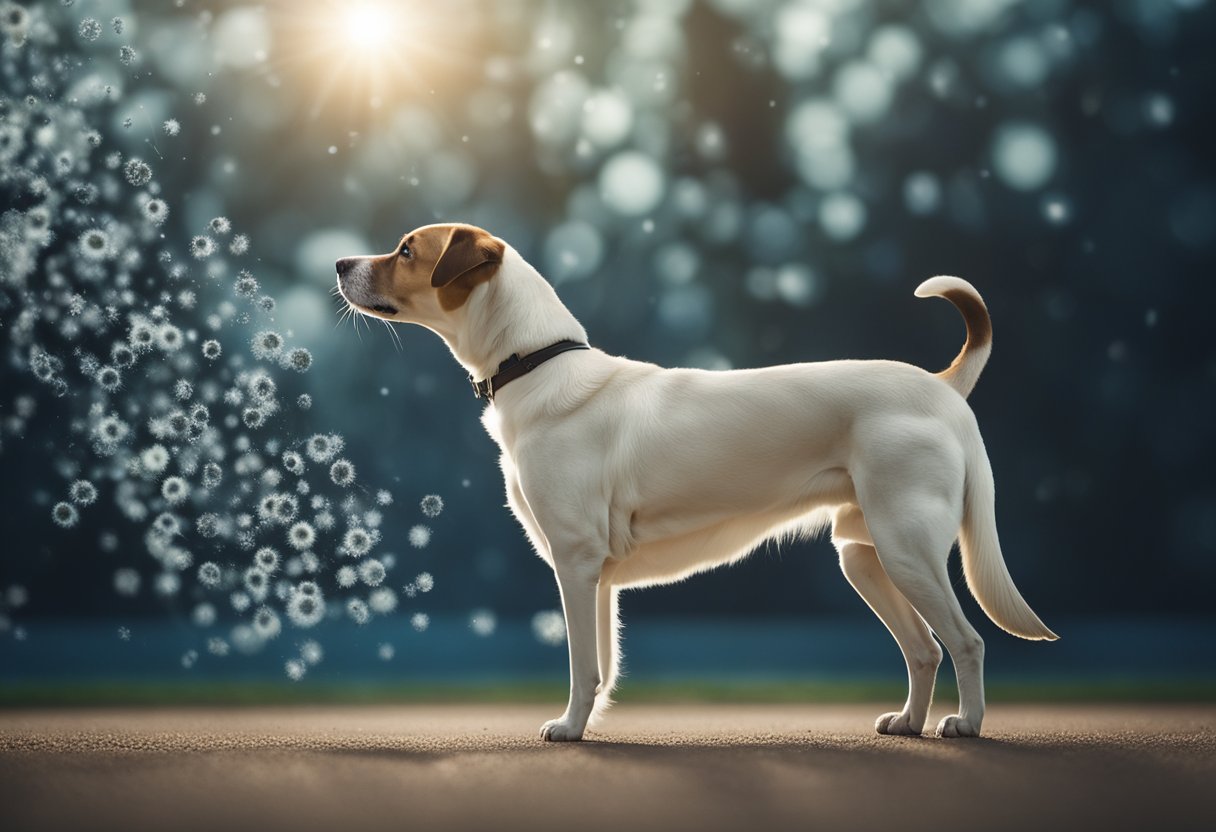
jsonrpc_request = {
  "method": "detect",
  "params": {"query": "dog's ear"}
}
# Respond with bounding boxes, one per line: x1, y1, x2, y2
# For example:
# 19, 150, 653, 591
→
430, 227, 504, 288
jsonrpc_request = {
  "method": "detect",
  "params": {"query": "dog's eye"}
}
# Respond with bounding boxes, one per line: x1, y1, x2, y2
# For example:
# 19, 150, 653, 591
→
399, 242, 412, 258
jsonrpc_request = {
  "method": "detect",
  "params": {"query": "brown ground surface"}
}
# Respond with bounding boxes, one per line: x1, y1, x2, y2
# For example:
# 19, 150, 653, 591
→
1, 703, 1213, 832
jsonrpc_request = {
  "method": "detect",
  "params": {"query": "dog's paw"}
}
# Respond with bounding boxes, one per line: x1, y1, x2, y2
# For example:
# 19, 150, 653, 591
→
935, 714, 981, 738
539, 717, 585, 742
875, 711, 922, 736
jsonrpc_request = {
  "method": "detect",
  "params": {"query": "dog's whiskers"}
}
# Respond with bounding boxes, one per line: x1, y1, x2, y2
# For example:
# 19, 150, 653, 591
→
379, 317, 402, 352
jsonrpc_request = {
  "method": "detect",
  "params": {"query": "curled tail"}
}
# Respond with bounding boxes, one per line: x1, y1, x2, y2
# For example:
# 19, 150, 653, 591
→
961, 442, 1059, 641
915, 276, 993, 398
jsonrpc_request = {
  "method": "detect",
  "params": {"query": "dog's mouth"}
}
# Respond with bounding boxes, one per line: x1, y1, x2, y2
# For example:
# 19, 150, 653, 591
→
336, 274, 399, 318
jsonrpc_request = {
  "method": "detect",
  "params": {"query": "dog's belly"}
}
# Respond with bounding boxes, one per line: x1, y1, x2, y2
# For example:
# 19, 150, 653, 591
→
618, 462, 856, 548
611, 506, 835, 588
609, 468, 856, 588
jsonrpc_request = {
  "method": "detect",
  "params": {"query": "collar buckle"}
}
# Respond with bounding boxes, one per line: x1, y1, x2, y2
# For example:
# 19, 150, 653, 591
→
469, 374, 493, 401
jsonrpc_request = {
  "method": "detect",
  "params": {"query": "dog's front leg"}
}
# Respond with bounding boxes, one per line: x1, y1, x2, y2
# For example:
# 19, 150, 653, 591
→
540, 555, 602, 742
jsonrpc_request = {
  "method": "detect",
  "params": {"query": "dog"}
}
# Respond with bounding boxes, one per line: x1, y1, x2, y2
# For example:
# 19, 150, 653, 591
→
336, 222, 1057, 741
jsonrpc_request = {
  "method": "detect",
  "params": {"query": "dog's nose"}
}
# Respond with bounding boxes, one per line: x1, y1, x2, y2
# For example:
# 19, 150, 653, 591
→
335, 257, 355, 278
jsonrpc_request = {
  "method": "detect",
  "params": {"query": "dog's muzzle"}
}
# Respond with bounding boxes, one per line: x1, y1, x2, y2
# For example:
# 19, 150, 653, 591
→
335, 258, 398, 315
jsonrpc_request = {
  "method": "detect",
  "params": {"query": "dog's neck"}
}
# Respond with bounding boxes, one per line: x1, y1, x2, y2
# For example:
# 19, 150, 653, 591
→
442, 247, 588, 386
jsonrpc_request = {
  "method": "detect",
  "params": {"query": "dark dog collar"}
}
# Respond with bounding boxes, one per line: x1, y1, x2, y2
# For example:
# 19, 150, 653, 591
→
470, 339, 590, 401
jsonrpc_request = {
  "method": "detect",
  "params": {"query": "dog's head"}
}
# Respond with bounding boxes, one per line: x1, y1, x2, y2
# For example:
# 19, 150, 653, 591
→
335, 223, 506, 326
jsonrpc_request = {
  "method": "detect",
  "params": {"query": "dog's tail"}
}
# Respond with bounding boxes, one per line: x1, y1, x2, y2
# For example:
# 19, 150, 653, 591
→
960, 442, 1059, 641
915, 276, 992, 399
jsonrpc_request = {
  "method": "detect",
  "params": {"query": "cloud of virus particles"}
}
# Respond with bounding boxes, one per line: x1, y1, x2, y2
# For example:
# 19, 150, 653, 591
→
0, 1, 453, 679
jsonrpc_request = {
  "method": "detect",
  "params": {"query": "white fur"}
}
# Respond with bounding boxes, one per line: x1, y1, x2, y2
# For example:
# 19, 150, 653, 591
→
344, 235, 1057, 741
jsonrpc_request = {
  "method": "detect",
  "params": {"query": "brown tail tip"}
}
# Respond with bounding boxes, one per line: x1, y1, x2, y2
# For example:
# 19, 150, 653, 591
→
915, 276, 992, 398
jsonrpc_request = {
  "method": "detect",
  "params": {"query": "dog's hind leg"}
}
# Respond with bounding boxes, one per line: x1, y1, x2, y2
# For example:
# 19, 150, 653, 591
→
859, 493, 987, 738
833, 520, 943, 735
590, 561, 620, 726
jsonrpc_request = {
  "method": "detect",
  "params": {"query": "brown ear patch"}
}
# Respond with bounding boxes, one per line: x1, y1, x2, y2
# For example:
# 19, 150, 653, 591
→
432, 226, 505, 311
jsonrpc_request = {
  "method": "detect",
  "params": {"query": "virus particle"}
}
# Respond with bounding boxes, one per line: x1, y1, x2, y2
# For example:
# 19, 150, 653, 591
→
411, 613, 429, 632
532, 610, 567, 646
252, 606, 281, 639
96, 365, 121, 391
161, 476, 190, 505
198, 562, 222, 588
141, 445, 170, 474
368, 587, 397, 613
287, 521, 315, 550
419, 494, 444, 517
189, 235, 215, 259
113, 568, 141, 597
329, 459, 355, 487
282, 451, 304, 475
201, 462, 223, 488
127, 322, 154, 352
78, 228, 110, 260
248, 372, 276, 401
342, 527, 372, 557
300, 640, 324, 665
282, 347, 312, 372
77, 18, 101, 41
52, 501, 79, 527
254, 546, 280, 574
123, 158, 152, 187
251, 330, 283, 359
110, 344, 135, 367
336, 565, 357, 588
192, 603, 216, 627
163, 119, 181, 136
359, 558, 386, 586
469, 609, 497, 637
408, 525, 432, 548
152, 513, 180, 538
305, 434, 334, 462
156, 324, 183, 351
346, 598, 370, 625
243, 565, 269, 601
286, 585, 325, 627
234, 271, 259, 297
69, 479, 98, 505
285, 659, 306, 681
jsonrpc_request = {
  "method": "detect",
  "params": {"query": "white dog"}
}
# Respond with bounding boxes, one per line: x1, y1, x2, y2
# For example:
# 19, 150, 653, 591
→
336, 222, 1057, 741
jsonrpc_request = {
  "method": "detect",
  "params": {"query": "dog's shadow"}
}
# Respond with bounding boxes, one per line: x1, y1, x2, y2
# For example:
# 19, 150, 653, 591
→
329, 731, 1020, 768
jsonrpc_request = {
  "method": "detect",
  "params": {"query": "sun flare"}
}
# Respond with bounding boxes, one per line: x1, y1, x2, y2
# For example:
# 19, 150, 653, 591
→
343, 4, 395, 51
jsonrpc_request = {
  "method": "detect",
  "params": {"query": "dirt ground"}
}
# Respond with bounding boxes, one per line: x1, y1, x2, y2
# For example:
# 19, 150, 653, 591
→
1, 703, 1213, 832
